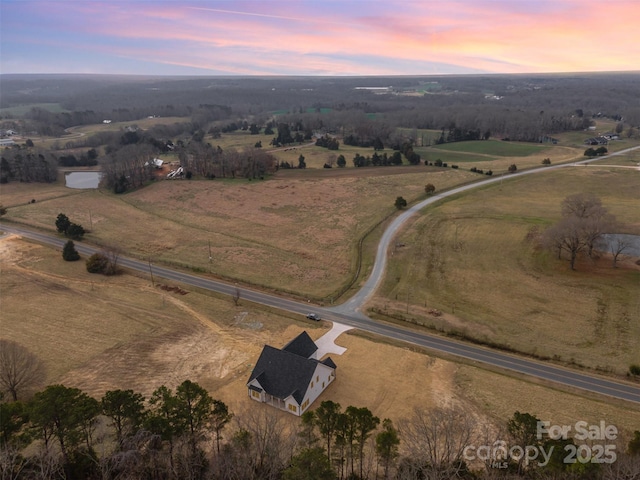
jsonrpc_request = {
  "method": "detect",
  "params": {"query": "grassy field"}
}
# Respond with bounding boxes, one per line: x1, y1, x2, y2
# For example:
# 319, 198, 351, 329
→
0, 103, 69, 116
418, 150, 497, 164
273, 137, 583, 174
417, 143, 581, 173
2, 236, 639, 434
69, 116, 190, 135
429, 140, 549, 157
370, 166, 640, 374
0, 168, 478, 300
589, 147, 640, 167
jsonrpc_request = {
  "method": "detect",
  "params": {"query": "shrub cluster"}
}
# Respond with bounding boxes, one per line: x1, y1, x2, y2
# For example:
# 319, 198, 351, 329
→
315, 134, 340, 150
86, 252, 118, 275
55, 213, 85, 240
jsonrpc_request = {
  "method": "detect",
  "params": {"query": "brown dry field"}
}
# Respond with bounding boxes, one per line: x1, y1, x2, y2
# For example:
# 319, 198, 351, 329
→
1, 237, 639, 435
1, 167, 478, 299
371, 166, 640, 374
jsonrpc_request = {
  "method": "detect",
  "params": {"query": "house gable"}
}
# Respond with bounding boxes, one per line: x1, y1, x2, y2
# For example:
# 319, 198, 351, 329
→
282, 331, 318, 358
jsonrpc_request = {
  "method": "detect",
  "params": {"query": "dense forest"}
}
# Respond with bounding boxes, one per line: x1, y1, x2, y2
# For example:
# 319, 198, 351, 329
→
1, 73, 639, 139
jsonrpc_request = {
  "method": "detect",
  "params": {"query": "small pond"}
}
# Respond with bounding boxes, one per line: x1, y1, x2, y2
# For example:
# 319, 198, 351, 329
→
600, 234, 640, 257
65, 171, 101, 189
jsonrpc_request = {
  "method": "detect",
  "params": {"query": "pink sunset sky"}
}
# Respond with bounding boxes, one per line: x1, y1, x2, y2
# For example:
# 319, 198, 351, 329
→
1, 0, 638, 76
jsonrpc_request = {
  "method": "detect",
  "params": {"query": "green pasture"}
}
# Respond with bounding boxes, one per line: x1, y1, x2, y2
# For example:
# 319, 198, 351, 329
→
0, 103, 69, 116
430, 140, 548, 157
418, 150, 495, 164
374, 167, 640, 374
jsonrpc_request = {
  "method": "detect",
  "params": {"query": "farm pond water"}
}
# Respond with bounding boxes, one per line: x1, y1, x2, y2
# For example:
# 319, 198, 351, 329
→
600, 234, 640, 258
65, 171, 101, 189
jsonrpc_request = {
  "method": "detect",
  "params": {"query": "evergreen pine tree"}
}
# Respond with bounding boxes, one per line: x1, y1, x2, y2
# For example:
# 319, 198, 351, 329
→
62, 240, 80, 261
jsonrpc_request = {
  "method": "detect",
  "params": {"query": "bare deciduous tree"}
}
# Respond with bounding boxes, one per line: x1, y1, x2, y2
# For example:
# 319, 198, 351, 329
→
0, 339, 46, 401
232, 287, 241, 307
543, 193, 619, 270
542, 217, 588, 270
606, 235, 631, 268
102, 245, 122, 275
600, 439, 640, 480
398, 406, 476, 480
561, 192, 614, 257
0, 444, 28, 479
219, 407, 297, 480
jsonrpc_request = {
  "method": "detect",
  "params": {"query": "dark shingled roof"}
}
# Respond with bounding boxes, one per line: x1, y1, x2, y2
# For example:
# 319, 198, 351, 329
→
248, 332, 337, 406
282, 331, 318, 358
249, 345, 322, 404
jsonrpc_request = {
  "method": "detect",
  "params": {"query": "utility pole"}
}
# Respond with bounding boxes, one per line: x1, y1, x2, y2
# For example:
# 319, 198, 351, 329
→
208, 240, 212, 263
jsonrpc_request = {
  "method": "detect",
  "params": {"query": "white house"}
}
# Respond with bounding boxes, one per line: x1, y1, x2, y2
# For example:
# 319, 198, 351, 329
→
145, 158, 164, 169
247, 331, 336, 416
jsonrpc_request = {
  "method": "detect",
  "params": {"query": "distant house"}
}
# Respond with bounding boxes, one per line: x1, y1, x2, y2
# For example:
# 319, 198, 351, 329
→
145, 158, 164, 169
247, 331, 337, 416
0, 138, 15, 146
103, 120, 112, 124
539, 135, 558, 144
584, 136, 608, 146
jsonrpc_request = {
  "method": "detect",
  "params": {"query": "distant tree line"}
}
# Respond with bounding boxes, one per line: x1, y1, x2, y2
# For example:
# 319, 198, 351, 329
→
352, 151, 403, 167
57, 149, 98, 167
435, 124, 491, 144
